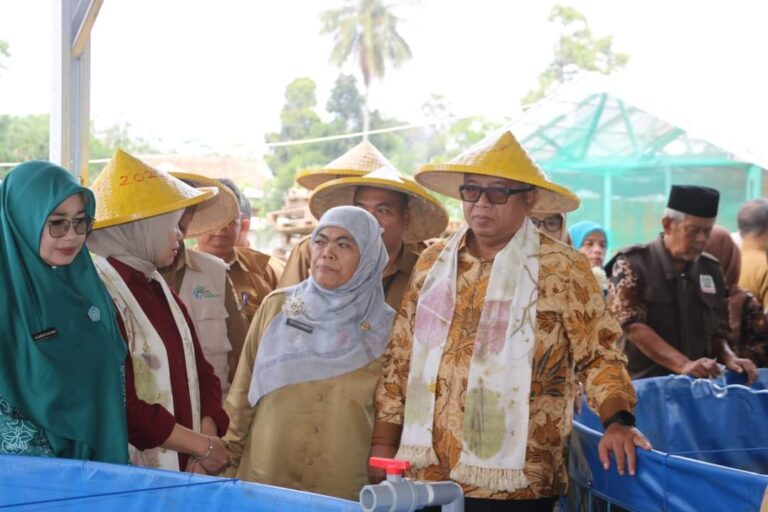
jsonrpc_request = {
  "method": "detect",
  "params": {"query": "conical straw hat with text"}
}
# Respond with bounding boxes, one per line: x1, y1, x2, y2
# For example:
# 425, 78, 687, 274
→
91, 149, 217, 230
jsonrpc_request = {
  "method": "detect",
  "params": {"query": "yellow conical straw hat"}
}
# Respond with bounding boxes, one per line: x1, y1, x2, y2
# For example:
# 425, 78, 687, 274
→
91, 149, 217, 229
295, 140, 396, 190
415, 131, 579, 213
168, 171, 239, 238
309, 166, 449, 242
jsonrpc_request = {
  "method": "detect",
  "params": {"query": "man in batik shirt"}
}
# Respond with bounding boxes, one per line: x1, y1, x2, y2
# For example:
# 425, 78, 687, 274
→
372, 131, 650, 512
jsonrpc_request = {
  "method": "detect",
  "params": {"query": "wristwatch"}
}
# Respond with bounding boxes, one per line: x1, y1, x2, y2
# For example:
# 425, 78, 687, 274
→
602, 410, 636, 429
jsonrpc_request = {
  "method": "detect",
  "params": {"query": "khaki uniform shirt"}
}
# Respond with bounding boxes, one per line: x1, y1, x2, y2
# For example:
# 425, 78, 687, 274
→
739, 247, 768, 310
227, 247, 281, 322
160, 247, 249, 387
278, 234, 425, 311
375, 233, 635, 500
224, 292, 382, 501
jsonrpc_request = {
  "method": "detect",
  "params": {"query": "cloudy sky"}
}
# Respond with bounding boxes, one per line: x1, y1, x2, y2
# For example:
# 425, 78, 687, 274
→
0, 0, 765, 156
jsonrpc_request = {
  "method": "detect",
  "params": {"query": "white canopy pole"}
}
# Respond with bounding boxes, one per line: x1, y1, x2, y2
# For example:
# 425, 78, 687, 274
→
50, 0, 102, 179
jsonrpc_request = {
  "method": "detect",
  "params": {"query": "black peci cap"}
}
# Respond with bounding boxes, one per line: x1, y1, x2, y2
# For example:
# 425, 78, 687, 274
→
667, 185, 719, 218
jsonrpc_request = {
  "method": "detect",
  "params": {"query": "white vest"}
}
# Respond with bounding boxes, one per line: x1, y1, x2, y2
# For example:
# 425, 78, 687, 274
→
179, 251, 231, 394
93, 255, 200, 471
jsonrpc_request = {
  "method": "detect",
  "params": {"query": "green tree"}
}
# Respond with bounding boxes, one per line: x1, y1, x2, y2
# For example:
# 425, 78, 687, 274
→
261, 74, 418, 215
523, 5, 629, 106
0, 114, 49, 166
262, 78, 329, 213
87, 122, 153, 183
0, 114, 152, 181
320, 0, 413, 138
326, 74, 363, 133
0, 38, 10, 71
260, 73, 501, 221
413, 94, 501, 219
322, 74, 365, 160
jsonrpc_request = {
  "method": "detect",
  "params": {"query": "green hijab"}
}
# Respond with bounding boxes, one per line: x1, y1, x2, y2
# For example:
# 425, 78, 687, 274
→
0, 161, 129, 464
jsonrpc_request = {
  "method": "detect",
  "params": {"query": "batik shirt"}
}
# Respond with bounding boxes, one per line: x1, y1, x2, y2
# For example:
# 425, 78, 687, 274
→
375, 233, 635, 499
0, 396, 53, 457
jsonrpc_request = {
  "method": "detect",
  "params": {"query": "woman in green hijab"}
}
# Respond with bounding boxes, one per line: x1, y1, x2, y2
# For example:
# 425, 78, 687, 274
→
0, 161, 129, 464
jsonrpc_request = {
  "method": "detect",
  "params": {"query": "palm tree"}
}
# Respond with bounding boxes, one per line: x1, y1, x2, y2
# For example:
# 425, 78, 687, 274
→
320, 0, 413, 139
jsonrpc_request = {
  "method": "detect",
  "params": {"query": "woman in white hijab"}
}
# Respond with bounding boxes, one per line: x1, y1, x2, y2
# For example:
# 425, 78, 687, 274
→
223, 206, 395, 501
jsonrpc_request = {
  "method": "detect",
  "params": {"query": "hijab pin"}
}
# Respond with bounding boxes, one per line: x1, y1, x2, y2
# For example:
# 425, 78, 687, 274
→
88, 305, 102, 322
283, 295, 306, 317
360, 321, 371, 331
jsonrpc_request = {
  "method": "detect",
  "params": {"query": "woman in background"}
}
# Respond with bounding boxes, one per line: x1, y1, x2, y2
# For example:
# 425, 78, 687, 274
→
570, 221, 609, 269
531, 211, 570, 243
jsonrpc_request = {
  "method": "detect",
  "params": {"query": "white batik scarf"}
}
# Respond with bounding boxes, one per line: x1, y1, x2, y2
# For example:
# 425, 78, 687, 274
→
397, 219, 539, 492
94, 255, 201, 471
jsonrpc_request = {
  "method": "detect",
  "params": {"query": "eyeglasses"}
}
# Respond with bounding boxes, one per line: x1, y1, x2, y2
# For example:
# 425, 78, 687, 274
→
45, 216, 94, 238
458, 184, 534, 205
531, 215, 563, 233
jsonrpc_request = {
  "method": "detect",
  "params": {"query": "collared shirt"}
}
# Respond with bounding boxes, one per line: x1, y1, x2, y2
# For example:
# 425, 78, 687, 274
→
110, 258, 229, 470
374, 233, 635, 500
226, 247, 281, 322
278, 235, 425, 310
739, 246, 768, 310
161, 248, 248, 392
160, 247, 250, 389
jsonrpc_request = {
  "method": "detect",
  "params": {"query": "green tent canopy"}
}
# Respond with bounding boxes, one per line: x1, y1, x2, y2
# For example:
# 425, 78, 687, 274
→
504, 74, 767, 253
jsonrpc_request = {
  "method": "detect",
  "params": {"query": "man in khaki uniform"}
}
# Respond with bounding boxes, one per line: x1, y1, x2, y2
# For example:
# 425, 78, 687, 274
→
160, 172, 249, 393
218, 178, 286, 278
279, 141, 448, 311
737, 199, 768, 309
196, 180, 281, 323
278, 140, 385, 288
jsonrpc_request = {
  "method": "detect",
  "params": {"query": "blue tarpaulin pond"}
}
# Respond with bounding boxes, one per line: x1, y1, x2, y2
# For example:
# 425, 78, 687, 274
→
3, 372, 768, 511
567, 371, 768, 511
0, 455, 359, 511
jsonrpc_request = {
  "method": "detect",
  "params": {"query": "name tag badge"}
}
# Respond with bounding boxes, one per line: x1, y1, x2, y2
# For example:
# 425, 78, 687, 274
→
286, 318, 314, 334
32, 328, 58, 342
700, 274, 716, 294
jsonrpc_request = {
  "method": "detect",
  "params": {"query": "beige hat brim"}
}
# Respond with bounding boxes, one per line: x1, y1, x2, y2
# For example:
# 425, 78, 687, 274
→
309, 176, 449, 242
94, 187, 217, 229
169, 171, 240, 238
415, 165, 580, 214
295, 168, 369, 190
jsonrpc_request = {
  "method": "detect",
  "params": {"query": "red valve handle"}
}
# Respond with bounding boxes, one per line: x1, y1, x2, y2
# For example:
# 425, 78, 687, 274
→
369, 457, 412, 475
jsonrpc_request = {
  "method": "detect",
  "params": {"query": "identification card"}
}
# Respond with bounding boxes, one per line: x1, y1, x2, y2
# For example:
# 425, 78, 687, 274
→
699, 274, 716, 294
286, 318, 314, 334
32, 328, 58, 342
